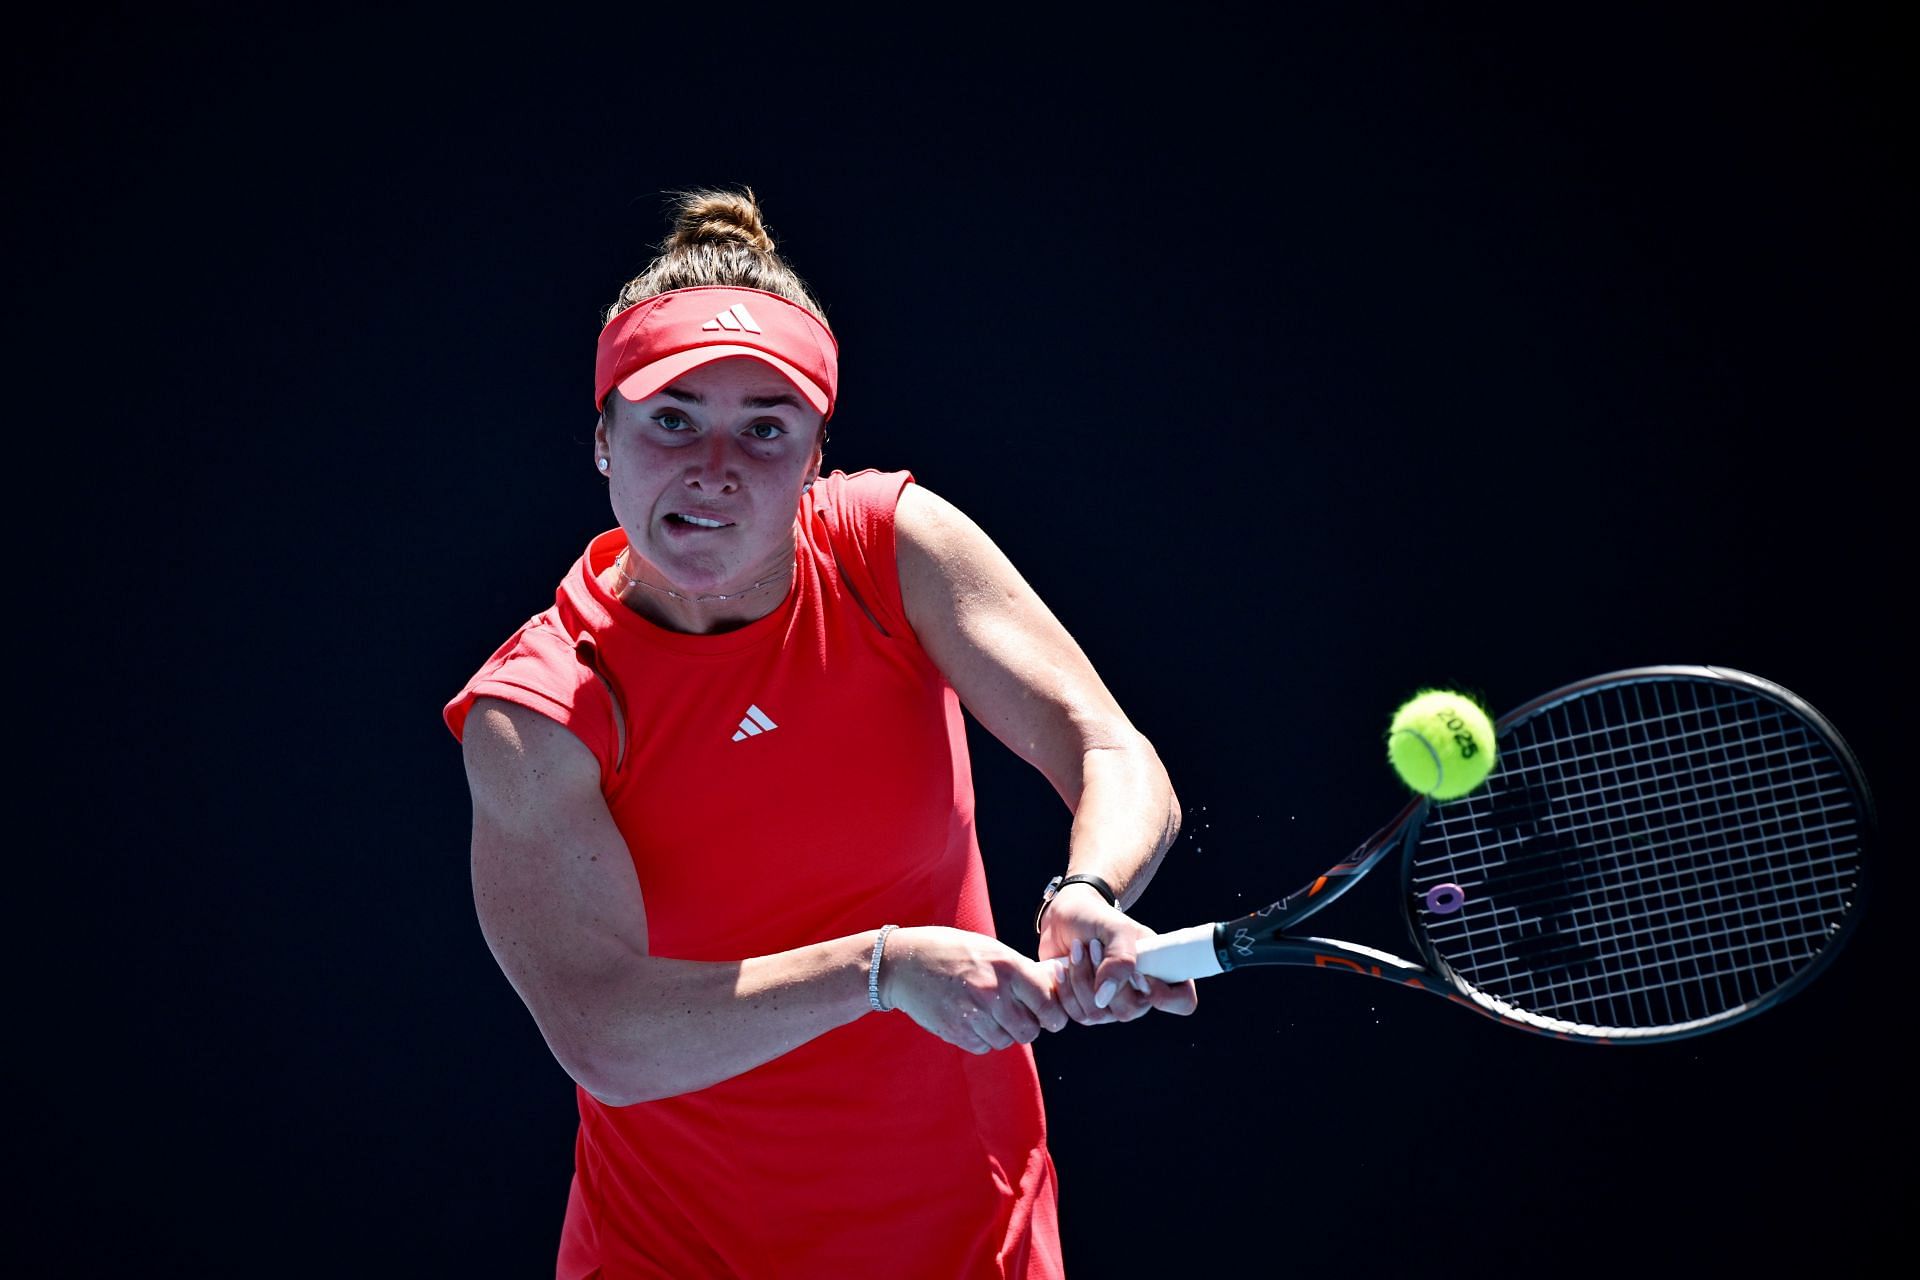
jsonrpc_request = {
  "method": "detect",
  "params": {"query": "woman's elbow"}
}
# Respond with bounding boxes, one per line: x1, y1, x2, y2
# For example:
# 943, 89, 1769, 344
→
1137, 730, 1180, 846
565, 1044, 665, 1108
580, 1080, 646, 1108
527, 1002, 661, 1108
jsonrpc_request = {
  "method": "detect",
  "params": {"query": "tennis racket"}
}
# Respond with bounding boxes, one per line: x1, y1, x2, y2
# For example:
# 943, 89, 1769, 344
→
1133, 666, 1872, 1043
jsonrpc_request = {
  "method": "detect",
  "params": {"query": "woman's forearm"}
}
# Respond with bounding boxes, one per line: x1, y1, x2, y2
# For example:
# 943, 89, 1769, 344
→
572, 930, 879, 1106
1063, 731, 1181, 910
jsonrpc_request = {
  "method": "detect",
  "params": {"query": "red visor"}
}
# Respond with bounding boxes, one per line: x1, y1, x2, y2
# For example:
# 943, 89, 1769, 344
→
594, 286, 839, 419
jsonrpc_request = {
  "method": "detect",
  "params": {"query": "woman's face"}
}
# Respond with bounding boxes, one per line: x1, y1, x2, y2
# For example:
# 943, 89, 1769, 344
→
594, 356, 825, 605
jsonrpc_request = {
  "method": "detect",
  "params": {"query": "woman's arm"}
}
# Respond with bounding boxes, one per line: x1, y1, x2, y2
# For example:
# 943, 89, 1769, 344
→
462, 698, 1066, 1105
894, 483, 1198, 1025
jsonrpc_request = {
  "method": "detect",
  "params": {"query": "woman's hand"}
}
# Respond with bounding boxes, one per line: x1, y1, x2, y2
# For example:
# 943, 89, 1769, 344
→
879, 926, 1071, 1053
1037, 885, 1199, 1025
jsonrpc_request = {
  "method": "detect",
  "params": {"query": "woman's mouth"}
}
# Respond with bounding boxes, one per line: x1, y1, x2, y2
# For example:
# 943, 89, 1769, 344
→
662, 511, 735, 536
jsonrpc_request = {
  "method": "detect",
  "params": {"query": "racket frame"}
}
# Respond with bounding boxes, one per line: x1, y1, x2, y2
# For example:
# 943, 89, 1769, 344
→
1135, 665, 1873, 1043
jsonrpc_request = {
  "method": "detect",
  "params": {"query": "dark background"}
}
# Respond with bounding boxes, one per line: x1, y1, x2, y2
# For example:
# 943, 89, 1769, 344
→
12, 6, 1906, 1276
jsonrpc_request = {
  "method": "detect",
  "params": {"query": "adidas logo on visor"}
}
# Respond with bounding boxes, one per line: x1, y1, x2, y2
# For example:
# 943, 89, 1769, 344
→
702, 304, 763, 334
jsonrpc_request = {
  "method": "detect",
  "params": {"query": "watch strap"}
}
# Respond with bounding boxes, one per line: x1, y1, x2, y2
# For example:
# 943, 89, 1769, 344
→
1034, 872, 1118, 932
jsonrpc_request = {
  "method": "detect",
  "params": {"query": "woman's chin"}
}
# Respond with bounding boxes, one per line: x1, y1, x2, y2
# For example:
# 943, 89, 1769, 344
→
635, 548, 747, 597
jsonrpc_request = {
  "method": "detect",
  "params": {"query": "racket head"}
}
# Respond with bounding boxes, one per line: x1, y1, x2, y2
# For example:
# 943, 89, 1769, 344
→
1399, 666, 1871, 1043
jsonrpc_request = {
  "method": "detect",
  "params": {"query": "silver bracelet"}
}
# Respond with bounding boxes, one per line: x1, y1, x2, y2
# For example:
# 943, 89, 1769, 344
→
868, 924, 898, 1012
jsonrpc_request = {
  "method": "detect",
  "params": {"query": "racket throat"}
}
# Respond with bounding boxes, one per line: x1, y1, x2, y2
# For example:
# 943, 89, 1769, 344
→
1288, 937, 1428, 979
1135, 925, 1430, 984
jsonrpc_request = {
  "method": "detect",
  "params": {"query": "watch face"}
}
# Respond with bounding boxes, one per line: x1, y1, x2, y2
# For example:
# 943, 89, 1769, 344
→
1035, 875, 1066, 933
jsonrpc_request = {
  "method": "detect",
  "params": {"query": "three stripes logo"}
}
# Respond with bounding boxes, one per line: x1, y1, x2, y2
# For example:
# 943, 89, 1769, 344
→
702, 304, 763, 334
731, 704, 778, 742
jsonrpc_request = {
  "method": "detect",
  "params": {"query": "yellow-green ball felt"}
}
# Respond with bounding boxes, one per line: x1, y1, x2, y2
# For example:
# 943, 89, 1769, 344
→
1386, 690, 1498, 800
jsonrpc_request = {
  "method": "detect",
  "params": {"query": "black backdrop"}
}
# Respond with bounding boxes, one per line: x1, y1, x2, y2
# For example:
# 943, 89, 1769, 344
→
13, 7, 1906, 1277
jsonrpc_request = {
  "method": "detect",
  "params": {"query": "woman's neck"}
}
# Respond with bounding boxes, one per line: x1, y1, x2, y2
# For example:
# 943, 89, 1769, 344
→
602, 544, 795, 635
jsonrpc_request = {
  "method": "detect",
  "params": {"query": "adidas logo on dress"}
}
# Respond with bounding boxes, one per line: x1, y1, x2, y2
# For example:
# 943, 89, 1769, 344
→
732, 704, 778, 741
702, 304, 763, 334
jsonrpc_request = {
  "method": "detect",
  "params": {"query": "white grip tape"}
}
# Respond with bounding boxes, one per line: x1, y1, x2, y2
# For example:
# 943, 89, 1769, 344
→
1133, 923, 1224, 982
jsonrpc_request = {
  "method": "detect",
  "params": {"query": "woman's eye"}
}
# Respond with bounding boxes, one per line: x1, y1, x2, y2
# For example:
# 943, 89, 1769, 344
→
748, 423, 787, 440
652, 412, 690, 431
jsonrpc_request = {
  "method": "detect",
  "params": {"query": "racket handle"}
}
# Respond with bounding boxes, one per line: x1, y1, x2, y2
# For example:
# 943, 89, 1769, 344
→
1134, 923, 1224, 982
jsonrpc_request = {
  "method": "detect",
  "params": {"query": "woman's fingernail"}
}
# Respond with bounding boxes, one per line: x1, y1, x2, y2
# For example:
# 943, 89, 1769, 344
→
1095, 980, 1117, 1009
1132, 973, 1151, 994
1090, 938, 1105, 966
1070, 939, 1083, 964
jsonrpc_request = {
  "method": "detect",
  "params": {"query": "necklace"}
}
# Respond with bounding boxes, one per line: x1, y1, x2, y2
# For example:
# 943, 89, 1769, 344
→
614, 549, 787, 604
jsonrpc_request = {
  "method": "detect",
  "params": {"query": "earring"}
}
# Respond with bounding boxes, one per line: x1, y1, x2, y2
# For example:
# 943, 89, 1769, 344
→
597, 458, 609, 472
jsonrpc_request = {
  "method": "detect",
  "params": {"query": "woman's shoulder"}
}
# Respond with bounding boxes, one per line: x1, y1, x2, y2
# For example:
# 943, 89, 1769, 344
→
805, 469, 920, 640
813, 466, 916, 505
442, 608, 609, 743
809, 467, 916, 540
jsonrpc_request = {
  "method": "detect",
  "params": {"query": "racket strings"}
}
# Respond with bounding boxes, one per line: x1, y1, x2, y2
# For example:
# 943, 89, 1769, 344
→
1465, 695, 1838, 1025
1411, 677, 1864, 1034
1439, 850, 1858, 961
1455, 807, 1861, 914
1473, 684, 1851, 1024
1432, 890, 1847, 1009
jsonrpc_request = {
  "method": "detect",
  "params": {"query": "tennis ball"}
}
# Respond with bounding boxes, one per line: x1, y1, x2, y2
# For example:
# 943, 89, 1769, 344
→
1387, 690, 1498, 800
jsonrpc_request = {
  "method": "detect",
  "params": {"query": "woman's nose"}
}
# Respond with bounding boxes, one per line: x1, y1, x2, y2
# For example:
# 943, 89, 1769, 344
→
686, 434, 738, 488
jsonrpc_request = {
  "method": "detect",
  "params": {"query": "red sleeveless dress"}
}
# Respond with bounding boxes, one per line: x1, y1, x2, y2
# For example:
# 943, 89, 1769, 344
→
445, 469, 1063, 1279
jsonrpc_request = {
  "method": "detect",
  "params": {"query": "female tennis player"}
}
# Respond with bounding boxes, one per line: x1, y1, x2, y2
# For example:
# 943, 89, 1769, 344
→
443, 187, 1195, 1278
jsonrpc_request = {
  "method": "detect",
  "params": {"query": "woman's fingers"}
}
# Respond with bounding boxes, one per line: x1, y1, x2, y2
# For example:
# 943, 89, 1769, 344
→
890, 927, 1069, 1052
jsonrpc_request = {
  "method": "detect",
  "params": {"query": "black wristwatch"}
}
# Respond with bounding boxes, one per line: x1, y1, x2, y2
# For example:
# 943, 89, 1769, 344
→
1034, 873, 1117, 933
